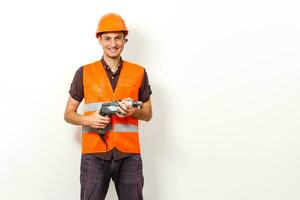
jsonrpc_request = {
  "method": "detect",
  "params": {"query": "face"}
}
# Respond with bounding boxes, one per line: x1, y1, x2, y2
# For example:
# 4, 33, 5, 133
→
98, 32, 126, 58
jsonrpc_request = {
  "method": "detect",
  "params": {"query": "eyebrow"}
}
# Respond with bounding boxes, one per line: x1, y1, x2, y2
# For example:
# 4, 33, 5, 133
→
104, 34, 123, 38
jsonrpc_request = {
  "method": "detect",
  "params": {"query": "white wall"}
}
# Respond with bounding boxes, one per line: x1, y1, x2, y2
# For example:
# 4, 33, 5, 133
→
0, 0, 300, 199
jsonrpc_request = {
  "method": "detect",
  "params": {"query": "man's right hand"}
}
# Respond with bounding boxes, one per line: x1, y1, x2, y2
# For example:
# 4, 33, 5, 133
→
84, 111, 111, 129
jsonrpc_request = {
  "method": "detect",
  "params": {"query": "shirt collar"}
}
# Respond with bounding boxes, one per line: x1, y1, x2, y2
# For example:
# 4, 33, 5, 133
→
101, 57, 123, 73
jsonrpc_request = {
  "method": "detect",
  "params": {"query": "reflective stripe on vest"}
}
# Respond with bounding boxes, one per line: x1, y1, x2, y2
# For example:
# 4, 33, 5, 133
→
82, 124, 138, 133
84, 102, 103, 112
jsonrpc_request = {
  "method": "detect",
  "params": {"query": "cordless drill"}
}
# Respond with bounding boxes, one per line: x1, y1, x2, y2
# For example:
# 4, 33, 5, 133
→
97, 100, 142, 136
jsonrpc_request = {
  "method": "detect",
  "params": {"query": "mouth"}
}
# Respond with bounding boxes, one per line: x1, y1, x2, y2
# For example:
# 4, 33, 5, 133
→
108, 48, 119, 53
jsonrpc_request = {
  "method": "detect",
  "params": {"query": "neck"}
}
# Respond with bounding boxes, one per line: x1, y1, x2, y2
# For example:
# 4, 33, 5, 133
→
103, 55, 121, 73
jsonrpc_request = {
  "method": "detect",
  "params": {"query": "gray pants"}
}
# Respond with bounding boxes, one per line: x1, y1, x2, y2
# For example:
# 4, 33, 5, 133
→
80, 154, 144, 200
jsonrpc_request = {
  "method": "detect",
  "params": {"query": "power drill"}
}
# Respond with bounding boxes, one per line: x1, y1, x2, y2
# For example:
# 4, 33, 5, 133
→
97, 100, 142, 136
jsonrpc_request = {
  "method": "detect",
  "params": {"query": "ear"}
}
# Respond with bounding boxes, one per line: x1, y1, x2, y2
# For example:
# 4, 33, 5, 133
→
99, 40, 104, 47
97, 36, 103, 45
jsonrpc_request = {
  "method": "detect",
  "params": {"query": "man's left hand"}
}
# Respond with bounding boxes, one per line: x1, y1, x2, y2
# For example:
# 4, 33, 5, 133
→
117, 98, 136, 117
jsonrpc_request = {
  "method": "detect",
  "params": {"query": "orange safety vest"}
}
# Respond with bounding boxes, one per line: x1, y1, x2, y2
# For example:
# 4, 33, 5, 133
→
82, 60, 144, 154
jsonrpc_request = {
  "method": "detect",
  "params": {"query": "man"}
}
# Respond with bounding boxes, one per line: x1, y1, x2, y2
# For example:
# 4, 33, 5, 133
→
64, 13, 152, 200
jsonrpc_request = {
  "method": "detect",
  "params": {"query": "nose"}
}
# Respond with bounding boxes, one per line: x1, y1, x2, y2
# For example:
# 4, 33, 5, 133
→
109, 39, 117, 47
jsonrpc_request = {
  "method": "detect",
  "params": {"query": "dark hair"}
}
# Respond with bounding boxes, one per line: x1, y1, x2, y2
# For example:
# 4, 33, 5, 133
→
97, 31, 127, 39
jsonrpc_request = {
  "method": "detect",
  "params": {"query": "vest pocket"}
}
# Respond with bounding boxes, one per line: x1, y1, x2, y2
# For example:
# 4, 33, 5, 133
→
85, 84, 111, 101
115, 85, 139, 100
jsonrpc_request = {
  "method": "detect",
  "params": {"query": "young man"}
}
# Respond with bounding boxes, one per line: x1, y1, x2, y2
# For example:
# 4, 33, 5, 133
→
64, 13, 152, 200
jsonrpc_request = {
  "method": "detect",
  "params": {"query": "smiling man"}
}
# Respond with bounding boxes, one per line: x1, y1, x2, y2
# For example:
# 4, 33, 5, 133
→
64, 13, 152, 200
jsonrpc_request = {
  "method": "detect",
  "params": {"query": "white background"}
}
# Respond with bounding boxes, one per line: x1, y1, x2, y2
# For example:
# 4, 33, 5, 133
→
0, 0, 299, 199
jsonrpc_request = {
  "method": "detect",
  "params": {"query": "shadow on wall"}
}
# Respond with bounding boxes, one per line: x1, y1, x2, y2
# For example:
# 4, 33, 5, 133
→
74, 126, 82, 145
74, 103, 84, 145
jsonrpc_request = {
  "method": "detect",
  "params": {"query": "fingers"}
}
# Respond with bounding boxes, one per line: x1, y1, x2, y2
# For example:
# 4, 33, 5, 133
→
117, 99, 136, 117
91, 124, 104, 129
90, 120, 110, 129
88, 111, 111, 129
99, 115, 111, 123
118, 101, 129, 115
94, 124, 108, 129
123, 97, 132, 101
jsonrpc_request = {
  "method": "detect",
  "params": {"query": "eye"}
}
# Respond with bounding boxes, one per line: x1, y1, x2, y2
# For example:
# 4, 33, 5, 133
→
104, 37, 110, 42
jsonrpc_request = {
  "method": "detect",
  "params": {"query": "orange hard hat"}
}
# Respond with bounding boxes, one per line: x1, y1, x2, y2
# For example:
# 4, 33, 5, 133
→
96, 13, 128, 37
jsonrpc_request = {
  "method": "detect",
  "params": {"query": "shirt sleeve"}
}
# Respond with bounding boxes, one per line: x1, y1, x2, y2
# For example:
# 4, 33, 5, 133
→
138, 69, 152, 102
69, 66, 84, 102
